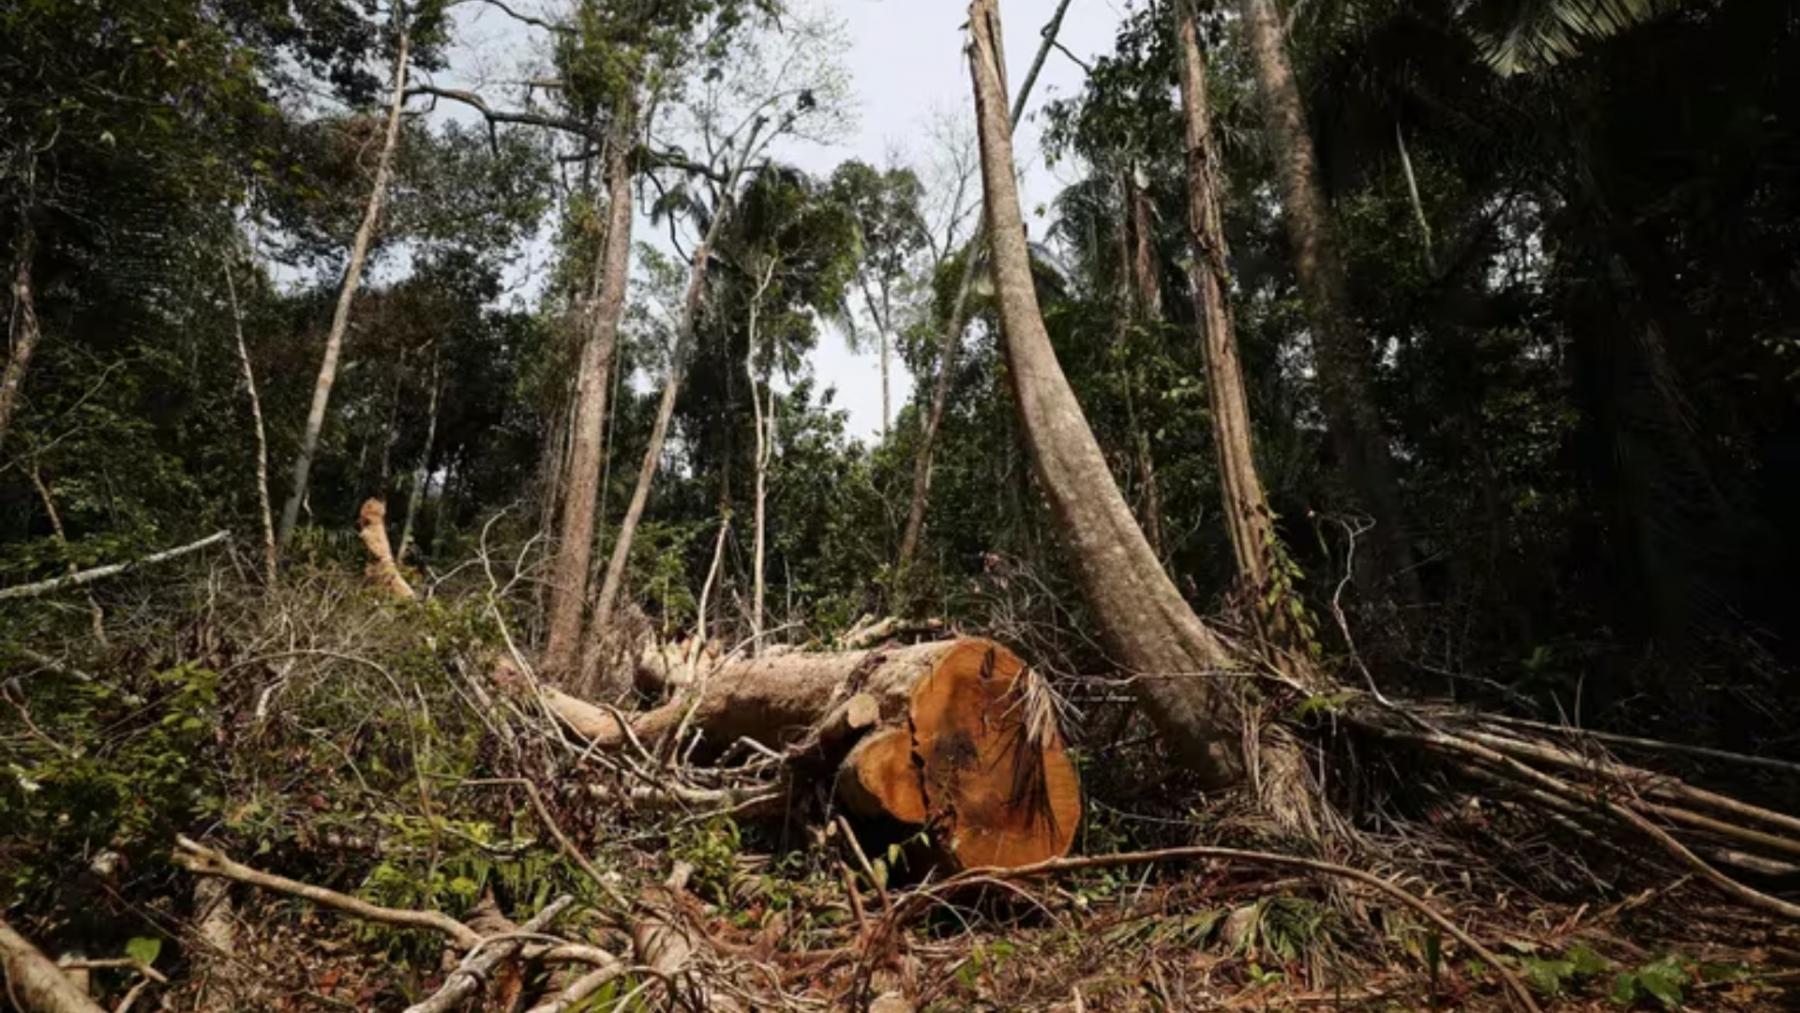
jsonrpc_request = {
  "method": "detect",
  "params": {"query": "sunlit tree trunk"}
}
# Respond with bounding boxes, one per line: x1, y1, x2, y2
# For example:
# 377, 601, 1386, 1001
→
968, 0, 1244, 784
971, 0, 1317, 829
746, 260, 778, 655
0, 225, 40, 454
1239, 0, 1417, 600
223, 257, 278, 586
1177, 1, 1278, 596
541, 105, 636, 680
278, 22, 410, 551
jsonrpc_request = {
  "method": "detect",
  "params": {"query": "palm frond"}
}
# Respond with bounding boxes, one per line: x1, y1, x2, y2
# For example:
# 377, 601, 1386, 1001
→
1470, 0, 1685, 75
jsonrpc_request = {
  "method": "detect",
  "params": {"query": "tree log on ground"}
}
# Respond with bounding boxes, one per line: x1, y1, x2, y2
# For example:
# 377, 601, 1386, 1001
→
0, 919, 106, 1013
526, 638, 1081, 871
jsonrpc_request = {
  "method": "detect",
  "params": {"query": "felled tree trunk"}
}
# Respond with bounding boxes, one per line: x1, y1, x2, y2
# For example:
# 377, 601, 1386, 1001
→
0, 919, 106, 1013
533, 638, 1081, 871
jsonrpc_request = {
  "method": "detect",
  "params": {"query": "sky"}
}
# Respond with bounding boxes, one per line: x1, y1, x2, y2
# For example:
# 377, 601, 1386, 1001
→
434, 0, 1131, 441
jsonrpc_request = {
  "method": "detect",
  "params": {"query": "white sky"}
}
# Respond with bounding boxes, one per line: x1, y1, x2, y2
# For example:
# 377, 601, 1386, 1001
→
436, 0, 1129, 441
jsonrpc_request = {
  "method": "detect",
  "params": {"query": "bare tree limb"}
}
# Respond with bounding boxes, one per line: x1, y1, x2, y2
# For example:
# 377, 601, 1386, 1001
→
0, 531, 228, 601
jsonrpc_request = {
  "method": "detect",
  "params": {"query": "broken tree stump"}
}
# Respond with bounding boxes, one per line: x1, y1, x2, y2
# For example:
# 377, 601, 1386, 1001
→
531, 638, 1082, 871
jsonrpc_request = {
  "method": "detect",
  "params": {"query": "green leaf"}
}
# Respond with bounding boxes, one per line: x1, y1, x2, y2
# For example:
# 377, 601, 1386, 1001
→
125, 936, 162, 966
1568, 943, 1613, 976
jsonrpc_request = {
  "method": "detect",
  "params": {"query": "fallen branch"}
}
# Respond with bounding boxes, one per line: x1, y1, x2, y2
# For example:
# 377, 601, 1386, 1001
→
0, 918, 107, 1013
173, 836, 483, 949
1376, 723, 1800, 921
876, 846, 1543, 1013
404, 896, 573, 1013
1479, 713, 1800, 778
0, 530, 229, 601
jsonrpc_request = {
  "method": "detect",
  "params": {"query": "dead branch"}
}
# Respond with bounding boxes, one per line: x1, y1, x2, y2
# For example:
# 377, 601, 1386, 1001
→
173, 836, 484, 949
1376, 722, 1800, 921
404, 896, 573, 1013
0, 918, 107, 1013
1479, 712, 1800, 777
0, 530, 228, 601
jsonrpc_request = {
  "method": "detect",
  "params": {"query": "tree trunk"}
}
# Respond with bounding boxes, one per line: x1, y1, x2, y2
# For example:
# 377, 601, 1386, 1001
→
0, 918, 106, 1013
278, 24, 410, 551
542, 106, 636, 681
223, 258, 278, 586
747, 261, 777, 655
1119, 169, 1169, 559
1394, 121, 1437, 274
1126, 169, 1162, 321
399, 344, 440, 561
894, 0, 1073, 577
529, 638, 1080, 871
1177, 2, 1278, 595
1, 225, 41, 454
1239, 0, 1417, 600
357, 498, 414, 599
586, 196, 737, 674
967, 0, 1248, 786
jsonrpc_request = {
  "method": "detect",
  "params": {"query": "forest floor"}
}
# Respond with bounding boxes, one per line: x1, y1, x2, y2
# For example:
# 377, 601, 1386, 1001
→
5, 560, 1799, 1011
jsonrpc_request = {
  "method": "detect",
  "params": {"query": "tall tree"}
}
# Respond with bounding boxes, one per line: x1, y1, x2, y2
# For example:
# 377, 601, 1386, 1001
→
968, 0, 1308, 807
1176, 0, 1279, 597
541, 103, 636, 679
829, 161, 925, 441
585, 10, 851, 663
1239, 0, 1417, 599
277, 9, 413, 550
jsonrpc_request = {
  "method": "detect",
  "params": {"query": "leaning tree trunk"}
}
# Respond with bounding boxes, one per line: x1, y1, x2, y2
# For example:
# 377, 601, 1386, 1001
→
1177, 1, 1278, 596
1239, 0, 1418, 601
278, 23, 410, 552
542, 106, 637, 681
532, 637, 1080, 871
894, 0, 1074, 577
223, 257, 279, 586
966, 0, 1253, 788
0, 918, 106, 1013
0, 225, 41, 454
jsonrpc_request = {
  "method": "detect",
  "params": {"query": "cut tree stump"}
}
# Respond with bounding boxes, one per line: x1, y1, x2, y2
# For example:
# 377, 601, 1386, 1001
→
528, 638, 1081, 871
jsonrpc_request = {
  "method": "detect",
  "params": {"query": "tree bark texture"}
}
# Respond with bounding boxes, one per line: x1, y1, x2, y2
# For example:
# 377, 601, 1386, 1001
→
967, 0, 1245, 786
0, 227, 41, 453
0, 918, 107, 1013
532, 638, 1080, 871
542, 107, 637, 682
1, 226, 41, 454
1178, 2, 1278, 595
278, 25, 411, 551
1239, 0, 1417, 598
